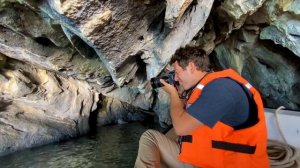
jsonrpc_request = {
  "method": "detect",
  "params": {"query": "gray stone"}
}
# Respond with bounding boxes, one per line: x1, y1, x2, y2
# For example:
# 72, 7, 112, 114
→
61, 26, 98, 58
37, 0, 213, 87
97, 97, 147, 126
0, 5, 69, 47
0, 59, 99, 156
153, 89, 172, 128
255, 0, 300, 57
214, 28, 300, 110
219, 0, 266, 20
0, 24, 111, 89
0, 0, 300, 157
260, 19, 300, 57
0, 52, 6, 68
165, 0, 193, 29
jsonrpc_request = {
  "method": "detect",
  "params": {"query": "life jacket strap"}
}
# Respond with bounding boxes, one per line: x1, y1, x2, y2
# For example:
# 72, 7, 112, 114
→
180, 135, 193, 143
178, 135, 193, 154
212, 140, 256, 154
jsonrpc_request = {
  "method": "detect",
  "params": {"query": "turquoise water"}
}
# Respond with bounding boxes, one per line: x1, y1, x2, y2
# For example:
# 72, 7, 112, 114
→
0, 123, 149, 168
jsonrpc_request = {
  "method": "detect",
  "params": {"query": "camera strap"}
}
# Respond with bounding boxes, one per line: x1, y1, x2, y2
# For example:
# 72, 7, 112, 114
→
179, 71, 212, 100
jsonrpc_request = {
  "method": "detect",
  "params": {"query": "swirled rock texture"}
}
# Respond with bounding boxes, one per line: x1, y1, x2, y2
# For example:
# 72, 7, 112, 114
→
0, 0, 299, 156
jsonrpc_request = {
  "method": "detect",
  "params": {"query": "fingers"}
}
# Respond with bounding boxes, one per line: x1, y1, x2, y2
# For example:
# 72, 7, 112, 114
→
160, 79, 168, 86
176, 85, 185, 95
160, 79, 178, 95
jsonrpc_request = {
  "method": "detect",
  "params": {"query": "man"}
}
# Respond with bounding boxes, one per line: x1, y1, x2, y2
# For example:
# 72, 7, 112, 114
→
135, 46, 270, 168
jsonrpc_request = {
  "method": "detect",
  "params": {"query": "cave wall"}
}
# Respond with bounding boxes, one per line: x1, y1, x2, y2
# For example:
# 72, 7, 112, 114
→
0, 0, 299, 155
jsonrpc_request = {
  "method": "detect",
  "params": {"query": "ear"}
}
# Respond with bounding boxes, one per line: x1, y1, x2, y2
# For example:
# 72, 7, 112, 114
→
188, 62, 196, 73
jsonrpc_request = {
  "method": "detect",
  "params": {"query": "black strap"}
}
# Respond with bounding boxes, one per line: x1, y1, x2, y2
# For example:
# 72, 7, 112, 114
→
180, 135, 193, 143
180, 71, 212, 100
178, 135, 193, 154
212, 140, 256, 154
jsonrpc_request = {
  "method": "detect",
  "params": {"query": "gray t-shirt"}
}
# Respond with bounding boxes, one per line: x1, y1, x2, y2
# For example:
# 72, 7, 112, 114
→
187, 78, 251, 128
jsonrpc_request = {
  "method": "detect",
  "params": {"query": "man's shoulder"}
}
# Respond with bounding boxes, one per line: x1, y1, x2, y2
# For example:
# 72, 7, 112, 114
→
205, 77, 241, 90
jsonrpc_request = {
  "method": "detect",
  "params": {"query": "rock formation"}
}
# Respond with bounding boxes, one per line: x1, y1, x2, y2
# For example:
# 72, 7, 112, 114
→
0, 0, 299, 155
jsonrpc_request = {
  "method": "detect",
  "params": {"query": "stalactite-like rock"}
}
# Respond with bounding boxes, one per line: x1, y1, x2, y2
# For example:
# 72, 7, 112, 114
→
39, 0, 214, 87
0, 0, 300, 157
259, 0, 300, 57
0, 24, 112, 92
209, 0, 266, 43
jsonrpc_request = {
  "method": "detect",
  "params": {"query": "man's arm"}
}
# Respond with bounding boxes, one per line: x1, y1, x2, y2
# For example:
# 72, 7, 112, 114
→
160, 79, 204, 136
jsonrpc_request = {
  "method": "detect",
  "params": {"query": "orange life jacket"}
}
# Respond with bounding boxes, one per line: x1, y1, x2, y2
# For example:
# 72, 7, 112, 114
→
178, 69, 270, 168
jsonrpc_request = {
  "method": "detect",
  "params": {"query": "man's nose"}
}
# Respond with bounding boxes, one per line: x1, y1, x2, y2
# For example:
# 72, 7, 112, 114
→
174, 74, 179, 81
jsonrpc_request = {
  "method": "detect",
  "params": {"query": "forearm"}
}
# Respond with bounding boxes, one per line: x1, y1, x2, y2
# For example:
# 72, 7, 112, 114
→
160, 79, 203, 135
169, 92, 186, 134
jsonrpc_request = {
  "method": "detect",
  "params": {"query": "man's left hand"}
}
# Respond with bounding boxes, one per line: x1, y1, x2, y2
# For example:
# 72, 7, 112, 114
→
160, 79, 178, 96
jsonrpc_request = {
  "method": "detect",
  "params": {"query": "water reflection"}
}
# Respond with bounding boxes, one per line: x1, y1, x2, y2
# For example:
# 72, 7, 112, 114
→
0, 123, 148, 168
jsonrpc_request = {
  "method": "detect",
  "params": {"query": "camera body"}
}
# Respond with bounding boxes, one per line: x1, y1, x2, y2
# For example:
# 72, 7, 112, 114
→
150, 71, 176, 89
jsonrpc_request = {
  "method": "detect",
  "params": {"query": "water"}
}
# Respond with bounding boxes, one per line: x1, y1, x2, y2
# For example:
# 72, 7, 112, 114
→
0, 122, 149, 168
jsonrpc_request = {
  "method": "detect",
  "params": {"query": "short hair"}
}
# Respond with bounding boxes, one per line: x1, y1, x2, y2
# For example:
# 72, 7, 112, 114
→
170, 46, 210, 71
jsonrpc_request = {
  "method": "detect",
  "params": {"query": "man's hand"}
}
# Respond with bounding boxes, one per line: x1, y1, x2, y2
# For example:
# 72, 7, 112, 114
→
160, 79, 178, 96
160, 79, 204, 136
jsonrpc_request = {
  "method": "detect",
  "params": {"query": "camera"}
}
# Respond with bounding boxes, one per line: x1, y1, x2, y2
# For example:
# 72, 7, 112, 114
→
150, 71, 176, 89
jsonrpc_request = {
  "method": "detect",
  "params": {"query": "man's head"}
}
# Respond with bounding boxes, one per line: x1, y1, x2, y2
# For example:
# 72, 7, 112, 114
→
170, 46, 210, 90
170, 46, 210, 71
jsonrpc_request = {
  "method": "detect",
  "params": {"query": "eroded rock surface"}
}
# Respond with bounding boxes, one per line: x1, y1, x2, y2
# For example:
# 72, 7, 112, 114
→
0, 59, 98, 155
0, 0, 300, 156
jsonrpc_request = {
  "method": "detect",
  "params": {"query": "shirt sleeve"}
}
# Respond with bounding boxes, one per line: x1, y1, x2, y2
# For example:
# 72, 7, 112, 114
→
186, 78, 239, 128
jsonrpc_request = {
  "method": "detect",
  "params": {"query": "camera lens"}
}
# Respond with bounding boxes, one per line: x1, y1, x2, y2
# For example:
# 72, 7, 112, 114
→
150, 77, 163, 89
150, 71, 175, 89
